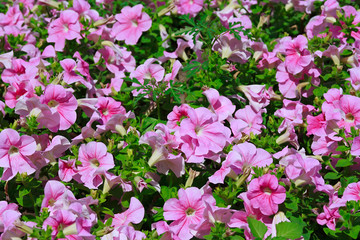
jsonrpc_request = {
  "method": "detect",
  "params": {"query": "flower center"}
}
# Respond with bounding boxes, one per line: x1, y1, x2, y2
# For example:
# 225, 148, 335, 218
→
102, 109, 109, 116
48, 198, 56, 206
195, 125, 203, 136
263, 187, 272, 195
48, 100, 59, 108
90, 159, 100, 168
346, 113, 355, 122
63, 24, 69, 32
186, 207, 196, 216
131, 19, 138, 27
8, 146, 19, 155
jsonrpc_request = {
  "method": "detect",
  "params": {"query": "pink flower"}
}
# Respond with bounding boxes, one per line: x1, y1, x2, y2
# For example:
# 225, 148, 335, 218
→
47, 10, 82, 51
40, 84, 78, 131
77, 142, 115, 189
112, 197, 144, 227
178, 107, 231, 163
112, 4, 152, 45
282, 35, 312, 75
247, 174, 286, 216
60, 58, 84, 85
203, 88, 235, 121
95, 97, 126, 124
163, 187, 206, 240
347, 67, 360, 91
342, 182, 360, 202
175, 0, 204, 17
317, 205, 341, 230
231, 106, 265, 137
58, 158, 78, 182
337, 95, 360, 132
0, 129, 37, 181
41, 180, 76, 210
167, 104, 190, 130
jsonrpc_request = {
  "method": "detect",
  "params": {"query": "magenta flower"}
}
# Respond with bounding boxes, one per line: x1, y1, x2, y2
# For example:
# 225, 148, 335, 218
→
175, 0, 204, 17
47, 10, 82, 51
163, 187, 206, 240
0, 129, 37, 181
40, 84, 78, 131
317, 205, 341, 230
77, 142, 115, 189
247, 174, 286, 216
112, 4, 152, 45
95, 97, 126, 124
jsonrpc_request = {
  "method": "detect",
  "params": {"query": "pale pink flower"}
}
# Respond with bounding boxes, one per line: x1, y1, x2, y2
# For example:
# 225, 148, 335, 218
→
0, 129, 37, 181
203, 88, 235, 121
112, 4, 152, 45
178, 107, 231, 163
231, 106, 265, 137
112, 197, 144, 227
282, 35, 312, 75
337, 95, 360, 132
0, 201, 18, 232
47, 10, 82, 51
163, 187, 206, 240
347, 67, 360, 91
342, 182, 360, 202
77, 142, 115, 189
94, 45, 136, 74
41, 180, 76, 212
40, 84, 78, 131
247, 174, 286, 216
60, 58, 84, 85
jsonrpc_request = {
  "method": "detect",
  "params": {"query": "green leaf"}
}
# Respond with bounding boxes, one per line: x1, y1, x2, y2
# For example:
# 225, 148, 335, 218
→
336, 159, 354, 168
336, 145, 350, 152
324, 172, 342, 179
247, 217, 267, 239
276, 222, 303, 239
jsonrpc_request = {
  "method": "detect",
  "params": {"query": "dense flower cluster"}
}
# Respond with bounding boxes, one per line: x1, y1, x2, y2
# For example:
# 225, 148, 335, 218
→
1, 0, 360, 239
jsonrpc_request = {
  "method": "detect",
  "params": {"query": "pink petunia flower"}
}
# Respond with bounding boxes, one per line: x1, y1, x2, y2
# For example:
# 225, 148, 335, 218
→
163, 187, 206, 240
40, 84, 78, 131
247, 174, 286, 216
112, 4, 152, 45
175, 0, 204, 17
95, 97, 126, 124
317, 205, 341, 230
178, 107, 231, 163
0, 129, 37, 181
77, 142, 115, 189
47, 10, 82, 51
342, 182, 360, 202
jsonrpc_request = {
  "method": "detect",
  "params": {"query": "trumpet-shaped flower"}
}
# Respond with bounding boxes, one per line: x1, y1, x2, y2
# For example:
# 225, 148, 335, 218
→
77, 142, 115, 189
247, 174, 286, 216
47, 10, 81, 51
112, 4, 152, 45
0, 129, 37, 180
